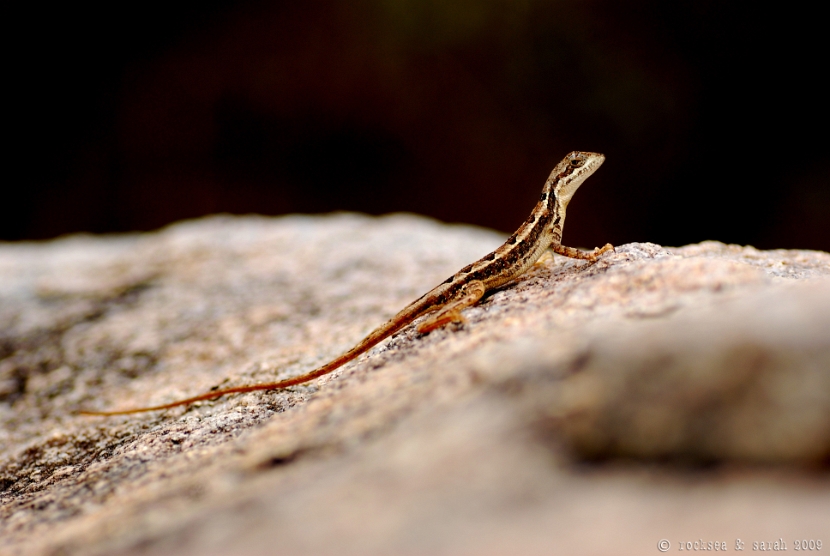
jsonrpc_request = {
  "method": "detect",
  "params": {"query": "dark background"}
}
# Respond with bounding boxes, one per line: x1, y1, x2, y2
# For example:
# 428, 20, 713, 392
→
8, 0, 829, 250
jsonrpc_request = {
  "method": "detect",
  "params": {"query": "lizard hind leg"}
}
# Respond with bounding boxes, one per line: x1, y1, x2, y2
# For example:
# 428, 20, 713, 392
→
416, 281, 486, 334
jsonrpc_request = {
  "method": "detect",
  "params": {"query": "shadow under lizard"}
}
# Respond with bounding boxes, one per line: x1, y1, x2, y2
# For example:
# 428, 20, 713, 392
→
80, 151, 613, 416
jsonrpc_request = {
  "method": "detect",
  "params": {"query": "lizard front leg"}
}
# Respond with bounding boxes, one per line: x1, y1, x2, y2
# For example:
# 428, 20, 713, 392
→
416, 281, 486, 333
552, 243, 614, 262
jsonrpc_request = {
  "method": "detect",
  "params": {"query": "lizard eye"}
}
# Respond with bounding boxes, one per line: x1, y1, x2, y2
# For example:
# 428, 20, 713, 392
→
569, 157, 584, 168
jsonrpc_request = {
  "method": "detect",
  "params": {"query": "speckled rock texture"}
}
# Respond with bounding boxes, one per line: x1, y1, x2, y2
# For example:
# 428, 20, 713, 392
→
1, 214, 829, 556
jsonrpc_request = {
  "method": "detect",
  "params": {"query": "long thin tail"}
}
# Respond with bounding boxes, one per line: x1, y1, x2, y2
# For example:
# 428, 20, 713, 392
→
78, 297, 438, 416
76, 364, 340, 415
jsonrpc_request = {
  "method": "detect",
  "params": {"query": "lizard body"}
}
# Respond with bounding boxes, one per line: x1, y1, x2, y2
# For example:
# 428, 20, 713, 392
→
81, 151, 612, 416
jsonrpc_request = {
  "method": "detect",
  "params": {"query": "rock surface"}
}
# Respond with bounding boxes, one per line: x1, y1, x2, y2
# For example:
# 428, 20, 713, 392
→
1, 213, 829, 556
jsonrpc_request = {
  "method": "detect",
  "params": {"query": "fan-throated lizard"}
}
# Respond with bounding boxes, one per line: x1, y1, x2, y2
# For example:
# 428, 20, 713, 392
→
81, 151, 613, 416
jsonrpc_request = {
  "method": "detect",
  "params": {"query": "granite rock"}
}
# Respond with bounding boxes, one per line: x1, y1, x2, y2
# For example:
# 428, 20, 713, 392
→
1, 214, 828, 555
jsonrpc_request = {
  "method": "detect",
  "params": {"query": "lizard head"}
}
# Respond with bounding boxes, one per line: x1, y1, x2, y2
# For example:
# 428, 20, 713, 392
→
549, 151, 605, 211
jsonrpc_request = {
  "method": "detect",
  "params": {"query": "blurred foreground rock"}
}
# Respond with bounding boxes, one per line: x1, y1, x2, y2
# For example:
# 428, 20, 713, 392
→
1, 214, 829, 556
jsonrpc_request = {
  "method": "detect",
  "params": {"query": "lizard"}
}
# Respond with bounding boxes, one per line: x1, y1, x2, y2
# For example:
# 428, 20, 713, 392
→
80, 151, 613, 416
